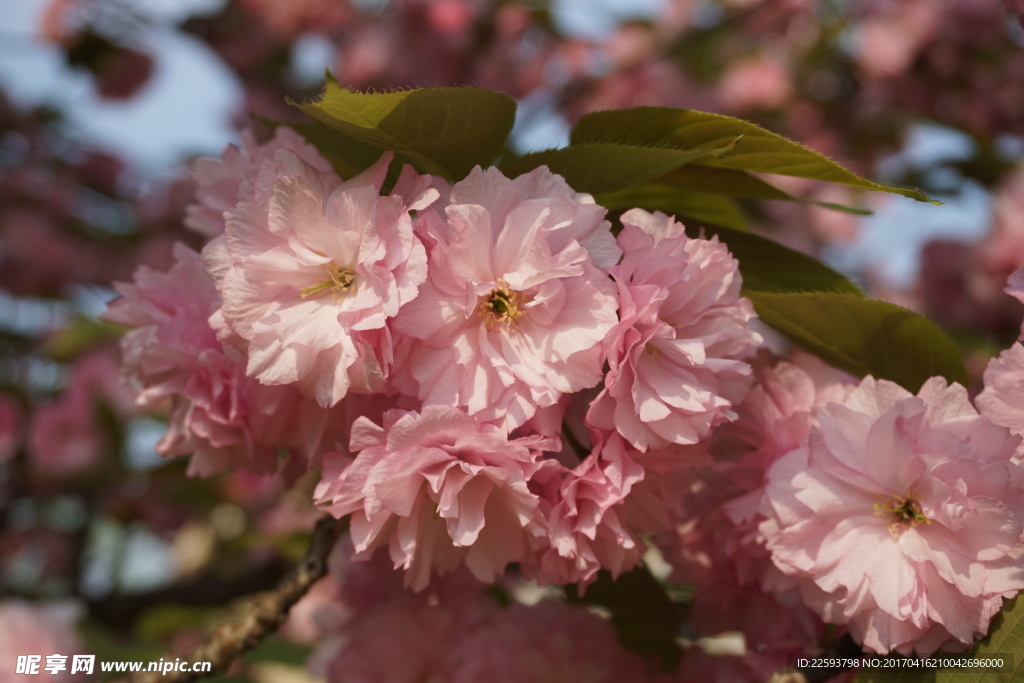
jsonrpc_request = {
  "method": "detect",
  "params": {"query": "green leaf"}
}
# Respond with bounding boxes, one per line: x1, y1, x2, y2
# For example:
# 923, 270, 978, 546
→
599, 185, 748, 231
243, 638, 313, 666
656, 166, 798, 201
656, 166, 873, 215
500, 140, 738, 194
270, 120, 396, 179
746, 292, 968, 392
566, 567, 682, 671
290, 77, 516, 180
706, 226, 861, 294
571, 108, 938, 204
934, 595, 1024, 683
595, 192, 859, 293
46, 317, 124, 362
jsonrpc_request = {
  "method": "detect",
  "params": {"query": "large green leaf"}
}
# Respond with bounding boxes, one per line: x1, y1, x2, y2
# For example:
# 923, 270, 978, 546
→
290, 77, 516, 180
599, 185, 749, 231
656, 166, 873, 215
274, 120, 394, 179
746, 292, 968, 391
657, 166, 798, 201
935, 595, 1024, 683
571, 108, 938, 204
500, 140, 738, 194
713, 227, 861, 294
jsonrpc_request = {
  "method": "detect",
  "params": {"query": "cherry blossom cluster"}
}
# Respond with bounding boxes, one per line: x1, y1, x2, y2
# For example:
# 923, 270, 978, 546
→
661, 338, 1024, 666
104, 127, 762, 594
104, 129, 1024, 668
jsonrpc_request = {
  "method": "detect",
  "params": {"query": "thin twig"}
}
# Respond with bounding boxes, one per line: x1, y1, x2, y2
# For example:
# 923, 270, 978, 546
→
123, 514, 346, 683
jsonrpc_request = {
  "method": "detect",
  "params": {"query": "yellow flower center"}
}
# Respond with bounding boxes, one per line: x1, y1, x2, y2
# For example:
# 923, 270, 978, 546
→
874, 492, 930, 538
301, 261, 356, 300
478, 281, 524, 329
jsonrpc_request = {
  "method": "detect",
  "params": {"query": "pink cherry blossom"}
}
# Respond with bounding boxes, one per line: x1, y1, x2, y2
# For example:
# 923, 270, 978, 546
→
28, 386, 102, 476
1007, 268, 1024, 340
185, 127, 333, 239
26, 351, 133, 476
318, 587, 484, 683
587, 209, 761, 451
103, 243, 352, 477
760, 376, 1024, 655
711, 352, 857, 592
448, 600, 653, 683
0, 600, 87, 681
210, 152, 433, 407
316, 406, 557, 590
392, 165, 620, 431
976, 342, 1024, 461
530, 431, 647, 586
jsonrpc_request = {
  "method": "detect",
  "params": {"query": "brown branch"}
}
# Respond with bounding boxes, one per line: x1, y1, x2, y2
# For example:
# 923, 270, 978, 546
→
124, 514, 347, 683
88, 555, 290, 630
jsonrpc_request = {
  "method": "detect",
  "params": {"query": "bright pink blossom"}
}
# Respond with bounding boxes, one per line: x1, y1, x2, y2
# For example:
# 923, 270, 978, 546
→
185, 127, 333, 239
316, 406, 556, 590
393, 165, 619, 431
207, 153, 433, 407
587, 209, 761, 451
761, 376, 1024, 655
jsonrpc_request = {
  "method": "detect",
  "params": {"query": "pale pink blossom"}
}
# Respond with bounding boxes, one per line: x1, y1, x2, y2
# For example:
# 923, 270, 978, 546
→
761, 376, 1024, 655
210, 153, 433, 407
715, 353, 857, 592
587, 209, 761, 451
185, 127, 333, 239
103, 243, 352, 477
393, 166, 619, 431
312, 549, 496, 683
316, 406, 557, 590
1008, 268, 1024, 340
319, 594, 472, 683
977, 342, 1024, 461
448, 600, 653, 683
681, 586, 828, 683
0, 600, 87, 681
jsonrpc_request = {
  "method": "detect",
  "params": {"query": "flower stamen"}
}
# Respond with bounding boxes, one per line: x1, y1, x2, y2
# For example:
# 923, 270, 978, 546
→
301, 261, 356, 300
478, 281, 525, 329
874, 491, 930, 538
